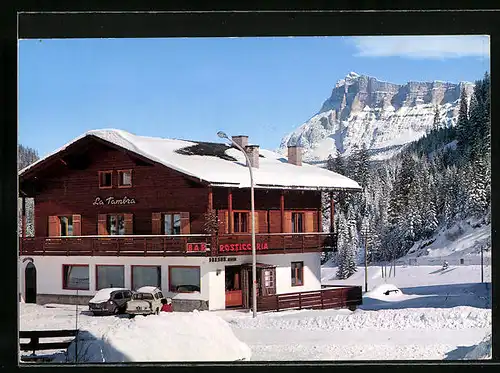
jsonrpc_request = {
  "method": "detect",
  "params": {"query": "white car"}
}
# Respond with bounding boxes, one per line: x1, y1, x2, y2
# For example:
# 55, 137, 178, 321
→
126, 286, 165, 316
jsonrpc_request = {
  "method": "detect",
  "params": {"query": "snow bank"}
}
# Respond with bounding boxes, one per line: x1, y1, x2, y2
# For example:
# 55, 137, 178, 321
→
463, 332, 492, 360
227, 306, 491, 332
100, 311, 251, 362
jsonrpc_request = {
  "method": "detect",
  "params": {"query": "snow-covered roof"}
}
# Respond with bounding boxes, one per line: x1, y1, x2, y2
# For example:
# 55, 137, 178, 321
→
20, 129, 361, 191
136, 286, 161, 294
89, 287, 129, 303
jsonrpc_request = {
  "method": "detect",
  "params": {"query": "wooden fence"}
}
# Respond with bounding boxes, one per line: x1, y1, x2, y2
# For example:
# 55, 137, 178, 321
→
20, 329, 78, 356
257, 286, 362, 312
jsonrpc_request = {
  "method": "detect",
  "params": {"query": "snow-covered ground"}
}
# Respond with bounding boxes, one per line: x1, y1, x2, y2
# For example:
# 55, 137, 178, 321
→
216, 261, 491, 361
20, 223, 491, 362
20, 304, 251, 362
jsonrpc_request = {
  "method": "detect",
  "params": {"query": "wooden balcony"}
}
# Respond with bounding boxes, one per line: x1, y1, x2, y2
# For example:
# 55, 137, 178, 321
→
19, 232, 337, 257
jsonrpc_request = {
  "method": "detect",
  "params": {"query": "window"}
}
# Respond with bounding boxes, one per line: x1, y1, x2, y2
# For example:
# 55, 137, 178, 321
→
169, 266, 200, 293
163, 213, 181, 235
292, 212, 304, 233
118, 170, 132, 187
99, 171, 113, 189
131, 266, 161, 290
233, 212, 248, 233
62, 265, 89, 290
59, 216, 73, 236
96, 265, 124, 290
107, 214, 125, 235
291, 261, 304, 287
114, 292, 123, 300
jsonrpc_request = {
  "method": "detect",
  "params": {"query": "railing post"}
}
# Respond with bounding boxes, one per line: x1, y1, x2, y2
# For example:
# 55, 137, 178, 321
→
301, 235, 304, 253
163, 237, 166, 256
321, 290, 324, 309
299, 292, 302, 310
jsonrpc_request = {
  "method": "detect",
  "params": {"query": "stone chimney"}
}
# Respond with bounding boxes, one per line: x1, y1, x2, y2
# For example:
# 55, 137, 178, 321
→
288, 145, 302, 166
231, 135, 248, 149
244, 145, 260, 168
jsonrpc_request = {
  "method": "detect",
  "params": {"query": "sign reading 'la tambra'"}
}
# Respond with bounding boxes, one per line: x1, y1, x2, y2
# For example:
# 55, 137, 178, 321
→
93, 196, 137, 206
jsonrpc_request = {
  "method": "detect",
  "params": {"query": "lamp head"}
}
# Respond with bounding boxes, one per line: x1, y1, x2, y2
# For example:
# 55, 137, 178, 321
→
217, 131, 228, 139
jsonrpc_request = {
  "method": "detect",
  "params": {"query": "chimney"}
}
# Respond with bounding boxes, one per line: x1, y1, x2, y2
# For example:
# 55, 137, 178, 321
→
231, 135, 248, 149
288, 145, 302, 166
244, 145, 260, 168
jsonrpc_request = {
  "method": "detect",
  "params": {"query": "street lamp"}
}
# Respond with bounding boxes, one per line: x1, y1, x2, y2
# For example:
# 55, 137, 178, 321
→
217, 131, 257, 318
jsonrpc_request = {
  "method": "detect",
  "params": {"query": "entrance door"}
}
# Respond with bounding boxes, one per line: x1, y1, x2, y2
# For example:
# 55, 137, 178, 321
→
225, 266, 243, 308
25, 262, 37, 304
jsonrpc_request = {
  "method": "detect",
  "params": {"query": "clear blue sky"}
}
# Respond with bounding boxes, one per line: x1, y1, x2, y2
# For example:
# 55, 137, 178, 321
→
19, 36, 490, 157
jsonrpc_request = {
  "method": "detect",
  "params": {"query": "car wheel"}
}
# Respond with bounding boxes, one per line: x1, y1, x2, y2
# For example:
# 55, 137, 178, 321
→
129, 314, 135, 319
113, 306, 120, 315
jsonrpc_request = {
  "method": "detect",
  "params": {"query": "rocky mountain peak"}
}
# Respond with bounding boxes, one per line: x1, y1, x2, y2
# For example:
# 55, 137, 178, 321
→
279, 72, 475, 162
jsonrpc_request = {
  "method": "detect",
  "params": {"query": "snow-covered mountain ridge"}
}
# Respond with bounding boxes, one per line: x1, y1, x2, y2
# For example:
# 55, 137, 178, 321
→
279, 72, 474, 161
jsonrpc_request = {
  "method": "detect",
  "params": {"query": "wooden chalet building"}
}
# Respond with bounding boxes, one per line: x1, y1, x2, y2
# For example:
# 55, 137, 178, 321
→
19, 129, 361, 311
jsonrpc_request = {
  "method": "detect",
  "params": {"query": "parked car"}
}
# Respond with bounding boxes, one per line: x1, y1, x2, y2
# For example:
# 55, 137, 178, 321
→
88, 288, 133, 316
126, 286, 165, 317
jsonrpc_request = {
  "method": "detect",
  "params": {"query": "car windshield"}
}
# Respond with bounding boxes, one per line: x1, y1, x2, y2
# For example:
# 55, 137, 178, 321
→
132, 293, 154, 300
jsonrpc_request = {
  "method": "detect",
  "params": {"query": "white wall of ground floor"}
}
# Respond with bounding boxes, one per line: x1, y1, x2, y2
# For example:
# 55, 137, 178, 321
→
19, 252, 321, 311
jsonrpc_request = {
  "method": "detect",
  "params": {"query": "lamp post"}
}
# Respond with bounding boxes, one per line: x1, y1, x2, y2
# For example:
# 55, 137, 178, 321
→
217, 131, 257, 318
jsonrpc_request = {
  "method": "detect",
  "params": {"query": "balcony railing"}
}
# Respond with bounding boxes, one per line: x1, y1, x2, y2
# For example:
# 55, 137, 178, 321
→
19, 232, 337, 257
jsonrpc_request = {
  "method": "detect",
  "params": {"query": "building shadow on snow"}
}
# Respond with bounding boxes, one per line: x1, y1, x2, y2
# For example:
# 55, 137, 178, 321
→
361, 283, 491, 311
444, 345, 476, 360
46, 330, 132, 364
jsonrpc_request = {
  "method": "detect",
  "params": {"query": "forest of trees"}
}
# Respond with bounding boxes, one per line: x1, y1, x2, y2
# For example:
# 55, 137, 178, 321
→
324, 73, 491, 279
18, 144, 39, 236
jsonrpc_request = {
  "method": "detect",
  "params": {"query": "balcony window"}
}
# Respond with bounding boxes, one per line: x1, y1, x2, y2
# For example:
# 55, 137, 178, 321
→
59, 216, 73, 236
292, 212, 304, 233
233, 212, 248, 233
169, 266, 200, 293
99, 171, 113, 189
118, 170, 132, 187
132, 265, 161, 290
291, 261, 304, 286
96, 265, 125, 290
163, 213, 181, 235
107, 214, 125, 235
62, 265, 89, 290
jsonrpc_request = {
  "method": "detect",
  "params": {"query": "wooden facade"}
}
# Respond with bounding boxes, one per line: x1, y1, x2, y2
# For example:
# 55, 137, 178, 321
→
19, 136, 338, 257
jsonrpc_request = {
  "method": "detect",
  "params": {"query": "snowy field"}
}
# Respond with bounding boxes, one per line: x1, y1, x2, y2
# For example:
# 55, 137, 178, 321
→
217, 262, 491, 361
20, 304, 251, 362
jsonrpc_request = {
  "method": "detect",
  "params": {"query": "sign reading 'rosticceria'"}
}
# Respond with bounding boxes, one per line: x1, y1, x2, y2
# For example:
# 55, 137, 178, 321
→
93, 196, 137, 206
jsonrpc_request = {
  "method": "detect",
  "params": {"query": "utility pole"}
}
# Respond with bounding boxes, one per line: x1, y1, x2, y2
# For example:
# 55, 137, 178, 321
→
481, 244, 484, 283
364, 228, 368, 293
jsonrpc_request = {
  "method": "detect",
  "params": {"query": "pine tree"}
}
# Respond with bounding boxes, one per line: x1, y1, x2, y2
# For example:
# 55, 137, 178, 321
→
18, 144, 39, 238
455, 86, 469, 158
335, 213, 350, 280
432, 105, 441, 132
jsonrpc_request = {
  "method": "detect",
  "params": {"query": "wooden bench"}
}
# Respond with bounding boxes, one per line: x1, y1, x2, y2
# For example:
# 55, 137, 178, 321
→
20, 329, 79, 361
